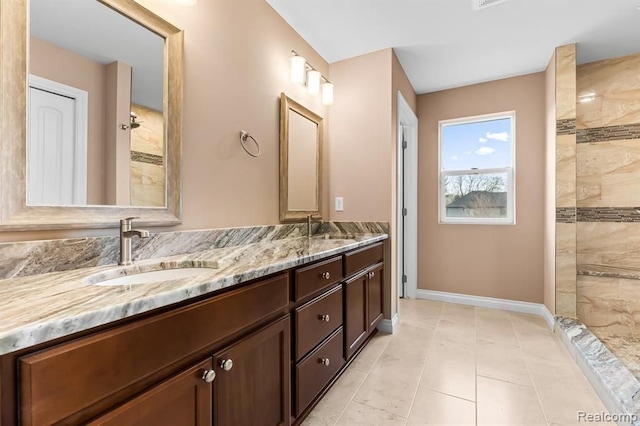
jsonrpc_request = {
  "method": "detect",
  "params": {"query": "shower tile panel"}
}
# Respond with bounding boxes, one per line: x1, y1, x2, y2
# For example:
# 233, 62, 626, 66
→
556, 118, 576, 135
131, 162, 165, 207
577, 207, 640, 222
577, 222, 640, 271
555, 44, 577, 121
556, 134, 577, 207
556, 223, 577, 317
577, 125, 640, 144
577, 53, 640, 129
555, 207, 576, 223
131, 151, 163, 166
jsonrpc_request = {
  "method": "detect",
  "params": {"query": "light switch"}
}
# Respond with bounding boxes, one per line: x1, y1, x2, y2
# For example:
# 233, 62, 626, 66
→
335, 197, 344, 212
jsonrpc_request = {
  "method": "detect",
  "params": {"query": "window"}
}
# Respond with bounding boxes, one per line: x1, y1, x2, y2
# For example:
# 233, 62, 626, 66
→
439, 112, 515, 224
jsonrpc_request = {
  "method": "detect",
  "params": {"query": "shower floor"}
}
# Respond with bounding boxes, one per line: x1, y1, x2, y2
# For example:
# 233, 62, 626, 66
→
598, 334, 640, 380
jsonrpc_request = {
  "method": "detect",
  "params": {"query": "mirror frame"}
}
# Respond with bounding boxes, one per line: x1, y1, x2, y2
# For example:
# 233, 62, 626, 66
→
0, 0, 183, 230
279, 93, 323, 223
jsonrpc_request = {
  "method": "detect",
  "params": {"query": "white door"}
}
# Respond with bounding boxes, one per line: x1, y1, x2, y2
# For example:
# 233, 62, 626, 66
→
28, 76, 87, 205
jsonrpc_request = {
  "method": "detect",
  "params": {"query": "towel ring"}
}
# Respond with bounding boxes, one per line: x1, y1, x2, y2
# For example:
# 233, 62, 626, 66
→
239, 131, 261, 158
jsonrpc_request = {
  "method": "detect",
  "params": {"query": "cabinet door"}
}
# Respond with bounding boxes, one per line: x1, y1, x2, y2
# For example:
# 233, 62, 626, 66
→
213, 316, 290, 426
344, 273, 368, 359
367, 263, 384, 330
86, 359, 212, 426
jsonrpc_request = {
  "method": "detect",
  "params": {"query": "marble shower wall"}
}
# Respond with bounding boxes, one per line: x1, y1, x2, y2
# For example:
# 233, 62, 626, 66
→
555, 44, 577, 317
575, 52, 640, 337
0, 221, 388, 280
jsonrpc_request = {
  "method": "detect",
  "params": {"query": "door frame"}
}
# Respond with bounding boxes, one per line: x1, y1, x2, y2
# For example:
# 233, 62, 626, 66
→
28, 74, 88, 204
396, 91, 418, 300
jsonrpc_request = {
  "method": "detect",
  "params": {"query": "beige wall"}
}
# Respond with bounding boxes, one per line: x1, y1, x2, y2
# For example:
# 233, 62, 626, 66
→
1, 0, 330, 242
29, 37, 107, 205
544, 52, 557, 314
417, 73, 545, 303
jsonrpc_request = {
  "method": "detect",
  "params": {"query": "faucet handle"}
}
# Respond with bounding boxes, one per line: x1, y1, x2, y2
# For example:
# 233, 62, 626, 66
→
121, 216, 140, 225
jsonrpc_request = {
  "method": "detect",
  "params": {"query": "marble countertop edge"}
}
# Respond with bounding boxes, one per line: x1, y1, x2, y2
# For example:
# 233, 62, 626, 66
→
0, 233, 387, 356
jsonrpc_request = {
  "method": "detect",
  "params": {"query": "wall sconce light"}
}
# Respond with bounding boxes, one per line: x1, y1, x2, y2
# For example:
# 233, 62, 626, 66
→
291, 50, 333, 106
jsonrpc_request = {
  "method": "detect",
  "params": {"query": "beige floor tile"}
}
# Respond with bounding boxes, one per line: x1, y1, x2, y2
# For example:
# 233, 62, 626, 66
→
476, 376, 547, 426
441, 303, 476, 323
302, 367, 368, 426
407, 388, 476, 426
476, 338, 533, 386
349, 332, 393, 373
420, 339, 476, 402
434, 318, 476, 342
476, 316, 520, 346
335, 400, 407, 426
352, 361, 423, 418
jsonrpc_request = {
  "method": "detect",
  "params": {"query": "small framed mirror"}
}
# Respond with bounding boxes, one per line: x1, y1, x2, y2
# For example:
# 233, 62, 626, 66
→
279, 93, 323, 223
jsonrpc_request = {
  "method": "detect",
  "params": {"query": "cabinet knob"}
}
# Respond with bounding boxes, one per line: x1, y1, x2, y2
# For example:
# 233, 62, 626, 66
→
368, 271, 375, 279
202, 369, 216, 383
319, 314, 330, 322
320, 272, 331, 280
221, 359, 234, 371
319, 358, 330, 366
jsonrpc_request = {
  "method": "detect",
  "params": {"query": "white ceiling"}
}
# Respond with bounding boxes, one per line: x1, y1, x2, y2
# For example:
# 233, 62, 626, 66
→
30, 0, 164, 111
265, 0, 640, 94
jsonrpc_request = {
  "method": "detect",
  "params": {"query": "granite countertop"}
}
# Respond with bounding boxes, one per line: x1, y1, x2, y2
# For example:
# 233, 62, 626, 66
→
0, 233, 387, 356
578, 264, 640, 280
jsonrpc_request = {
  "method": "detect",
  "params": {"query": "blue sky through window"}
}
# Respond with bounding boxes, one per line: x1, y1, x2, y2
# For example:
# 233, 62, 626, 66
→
441, 117, 512, 171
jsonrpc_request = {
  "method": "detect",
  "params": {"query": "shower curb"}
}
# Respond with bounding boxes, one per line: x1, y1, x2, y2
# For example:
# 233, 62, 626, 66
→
556, 316, 640, 426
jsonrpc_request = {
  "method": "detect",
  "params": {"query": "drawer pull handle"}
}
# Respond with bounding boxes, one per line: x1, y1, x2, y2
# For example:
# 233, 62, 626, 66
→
202, 370, 216, 383
320, 272, 331, 280
319, 314, 331, 322
368, 271, 375, 279
221, 359, 234, 371
319, 358, 330, 366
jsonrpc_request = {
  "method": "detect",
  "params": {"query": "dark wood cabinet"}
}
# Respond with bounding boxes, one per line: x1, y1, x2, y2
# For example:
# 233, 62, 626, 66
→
213, 317, 291, 426
86, 359, 213, 426
0, 241, 385, 426
344, 261, 384, 360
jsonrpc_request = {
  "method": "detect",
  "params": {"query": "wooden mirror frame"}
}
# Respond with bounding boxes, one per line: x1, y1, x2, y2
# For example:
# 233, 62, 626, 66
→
0, 0, 183, 230
279, 93, 323, 223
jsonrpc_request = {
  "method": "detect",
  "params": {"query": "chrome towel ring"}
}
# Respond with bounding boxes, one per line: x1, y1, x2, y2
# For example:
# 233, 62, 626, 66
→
239, 130, 261, 158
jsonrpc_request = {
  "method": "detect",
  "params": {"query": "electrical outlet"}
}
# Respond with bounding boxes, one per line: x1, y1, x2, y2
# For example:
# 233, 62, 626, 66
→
335, 197, 344, 212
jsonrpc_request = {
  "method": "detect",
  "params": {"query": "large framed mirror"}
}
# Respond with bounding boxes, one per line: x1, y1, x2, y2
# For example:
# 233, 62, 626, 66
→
0, 0, 183, 230
279, 93, 323, 223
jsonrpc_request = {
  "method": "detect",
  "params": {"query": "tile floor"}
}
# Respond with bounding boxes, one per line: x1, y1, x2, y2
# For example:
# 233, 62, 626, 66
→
302, 299, 613, 426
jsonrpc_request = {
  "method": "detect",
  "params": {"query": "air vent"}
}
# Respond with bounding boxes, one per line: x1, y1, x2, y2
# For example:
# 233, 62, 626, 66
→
473, 0, 510, 10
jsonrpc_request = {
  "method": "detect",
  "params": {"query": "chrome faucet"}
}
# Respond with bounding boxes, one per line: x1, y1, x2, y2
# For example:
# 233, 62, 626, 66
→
119, 217, 150, 265
307, 214, 320, 237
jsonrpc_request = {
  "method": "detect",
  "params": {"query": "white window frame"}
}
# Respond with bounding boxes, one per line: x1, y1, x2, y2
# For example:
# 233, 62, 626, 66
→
438, 111, 516, 225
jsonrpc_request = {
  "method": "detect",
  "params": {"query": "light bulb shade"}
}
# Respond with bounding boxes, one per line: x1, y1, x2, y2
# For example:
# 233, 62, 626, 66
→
290, 55, 306, 84
175, 0, 197, 5
322, 82, 334, 105
307, 70, 321, 94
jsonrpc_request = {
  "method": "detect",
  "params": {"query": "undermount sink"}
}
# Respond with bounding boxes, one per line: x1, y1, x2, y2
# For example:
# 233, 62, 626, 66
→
91, 267, 216, 287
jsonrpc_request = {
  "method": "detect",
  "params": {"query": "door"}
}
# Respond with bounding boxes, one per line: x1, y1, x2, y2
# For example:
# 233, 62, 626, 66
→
344, 272, 368, 359
28, 76, 87, 205
86, 359, 213, 426
213, 317, 291, 426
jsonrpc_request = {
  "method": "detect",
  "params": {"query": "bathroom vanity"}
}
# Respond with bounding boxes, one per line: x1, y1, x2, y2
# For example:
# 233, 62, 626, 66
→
0, 235, 386, 425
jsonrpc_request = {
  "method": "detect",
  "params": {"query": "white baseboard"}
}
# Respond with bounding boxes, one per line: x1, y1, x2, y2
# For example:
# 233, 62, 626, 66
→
416, 289, 555, 329
377, 313, 399, 334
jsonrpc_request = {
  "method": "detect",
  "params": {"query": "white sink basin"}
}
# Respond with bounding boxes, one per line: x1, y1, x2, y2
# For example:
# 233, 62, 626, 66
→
93, 268, 216, 286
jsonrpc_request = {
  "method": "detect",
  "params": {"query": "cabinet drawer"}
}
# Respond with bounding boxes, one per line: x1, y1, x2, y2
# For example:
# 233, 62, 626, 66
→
294, 256, 343, 301
295, 328, 345, 416
294, 285, 342, 360
19, 273, 289, 426
344, 243, 383, 277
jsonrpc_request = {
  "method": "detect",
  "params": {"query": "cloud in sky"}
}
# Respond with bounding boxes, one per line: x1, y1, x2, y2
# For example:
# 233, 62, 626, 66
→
486, 131, 509, 142
479, 137, 488, 143
450, 155, 458, 160
475, 147, 495, 156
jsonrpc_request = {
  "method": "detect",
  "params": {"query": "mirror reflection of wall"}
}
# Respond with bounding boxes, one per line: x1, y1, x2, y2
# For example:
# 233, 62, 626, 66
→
27, 0, 164, 207
288, 111, 319, 211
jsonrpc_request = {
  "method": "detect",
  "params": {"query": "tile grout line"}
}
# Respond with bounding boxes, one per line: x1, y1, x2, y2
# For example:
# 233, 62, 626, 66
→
332, 336, 393, 425
509, 312, 553, 426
